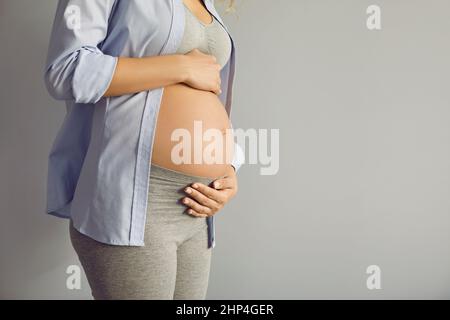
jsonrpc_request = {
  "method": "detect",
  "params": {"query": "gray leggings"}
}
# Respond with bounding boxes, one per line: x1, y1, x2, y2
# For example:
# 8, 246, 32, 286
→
69, 164, 216, 300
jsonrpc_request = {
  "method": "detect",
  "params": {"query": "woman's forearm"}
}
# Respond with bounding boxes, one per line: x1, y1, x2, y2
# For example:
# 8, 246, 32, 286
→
104, 54, 189, 97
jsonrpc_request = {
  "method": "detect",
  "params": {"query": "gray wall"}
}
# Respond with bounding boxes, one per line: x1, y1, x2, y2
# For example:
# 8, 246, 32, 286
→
1, 0, 450, 299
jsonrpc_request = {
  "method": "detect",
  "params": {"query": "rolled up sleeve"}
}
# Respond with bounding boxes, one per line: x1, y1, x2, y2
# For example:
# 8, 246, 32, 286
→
43, 0, 118, 104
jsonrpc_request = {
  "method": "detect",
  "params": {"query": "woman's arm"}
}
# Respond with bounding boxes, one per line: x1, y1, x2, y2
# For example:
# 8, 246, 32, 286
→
104, 49, 222, 98
43, 1, 221, 105
103, 55, 188, 97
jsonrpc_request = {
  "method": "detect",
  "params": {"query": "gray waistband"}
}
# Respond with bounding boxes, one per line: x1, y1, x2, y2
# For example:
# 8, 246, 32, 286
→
150, 164, 216, 186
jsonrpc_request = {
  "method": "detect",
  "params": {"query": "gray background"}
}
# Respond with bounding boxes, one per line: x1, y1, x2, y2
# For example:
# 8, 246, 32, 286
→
1, 0, 450, 299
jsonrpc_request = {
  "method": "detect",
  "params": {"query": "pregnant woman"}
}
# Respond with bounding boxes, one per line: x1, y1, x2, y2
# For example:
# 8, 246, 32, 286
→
43, 0, 244, 299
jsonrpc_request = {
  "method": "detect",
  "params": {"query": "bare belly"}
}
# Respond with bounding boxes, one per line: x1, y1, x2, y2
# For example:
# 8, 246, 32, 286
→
151, 83, 234, 179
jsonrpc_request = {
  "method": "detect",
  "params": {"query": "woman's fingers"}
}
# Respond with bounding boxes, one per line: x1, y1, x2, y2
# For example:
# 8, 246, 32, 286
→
185, 208, 208, 218
181, 183, 227, 217
212, 176, 234, 190
184, 186, 220, 209
185, 49, 222, 95
181, 175, 237, 217
182, 196, 213, 216
191, 182, 227, 204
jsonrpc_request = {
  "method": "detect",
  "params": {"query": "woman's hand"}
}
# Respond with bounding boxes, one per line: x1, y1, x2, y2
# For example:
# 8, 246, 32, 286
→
181, 165, 238, 218
180, 48, 222, 95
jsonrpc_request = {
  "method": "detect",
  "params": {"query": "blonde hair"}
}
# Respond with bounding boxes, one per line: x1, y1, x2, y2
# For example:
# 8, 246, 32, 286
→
218, 0, 236, 13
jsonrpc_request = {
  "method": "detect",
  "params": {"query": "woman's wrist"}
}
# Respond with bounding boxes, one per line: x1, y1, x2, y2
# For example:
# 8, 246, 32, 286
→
173, 54, 191, 84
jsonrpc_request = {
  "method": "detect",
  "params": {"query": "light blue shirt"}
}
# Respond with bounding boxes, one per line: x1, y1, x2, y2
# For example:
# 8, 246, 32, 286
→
43, 0, 244, 249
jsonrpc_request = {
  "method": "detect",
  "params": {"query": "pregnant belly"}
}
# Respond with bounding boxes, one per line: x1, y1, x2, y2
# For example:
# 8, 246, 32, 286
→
151, 83, 235, 179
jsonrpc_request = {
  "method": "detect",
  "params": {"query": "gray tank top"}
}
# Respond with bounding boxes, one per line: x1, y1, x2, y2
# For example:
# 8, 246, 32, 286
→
176, 3, 232, 69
